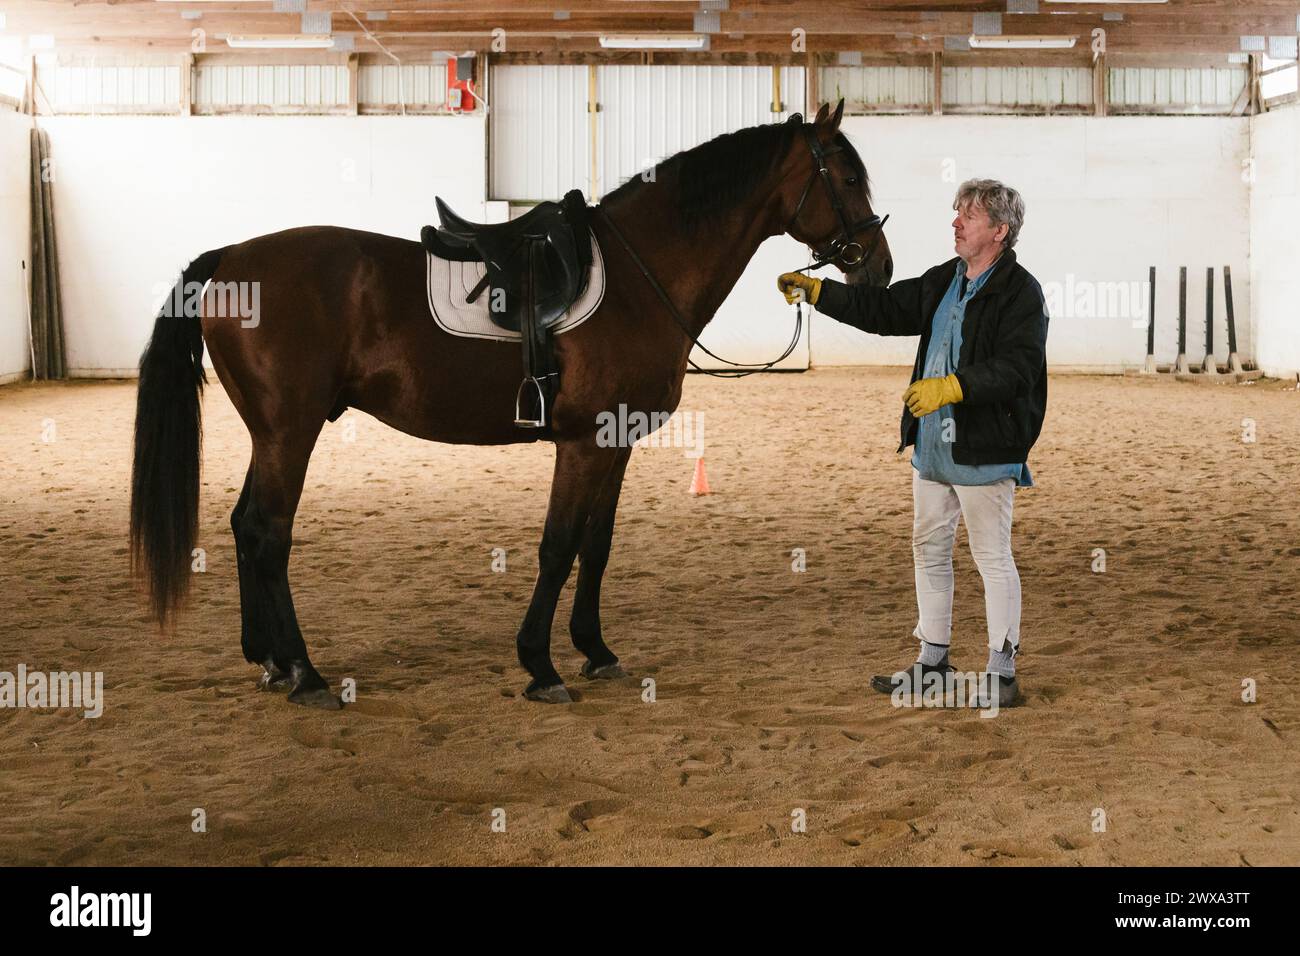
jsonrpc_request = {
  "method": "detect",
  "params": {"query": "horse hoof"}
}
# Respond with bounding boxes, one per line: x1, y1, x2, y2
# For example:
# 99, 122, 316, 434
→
288, 686, 342, 711
523, 683, 573, 704
580, 662, 627, 681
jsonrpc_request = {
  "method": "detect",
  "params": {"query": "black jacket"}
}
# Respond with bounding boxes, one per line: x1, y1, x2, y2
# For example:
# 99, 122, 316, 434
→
816, 248, 1049, 466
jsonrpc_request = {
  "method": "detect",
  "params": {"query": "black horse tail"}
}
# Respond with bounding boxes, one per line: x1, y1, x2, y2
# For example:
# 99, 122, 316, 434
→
130, 247, 227, 625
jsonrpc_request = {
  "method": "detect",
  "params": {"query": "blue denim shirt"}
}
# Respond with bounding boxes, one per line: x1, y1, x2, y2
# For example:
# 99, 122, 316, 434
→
911, 258, 1034, 488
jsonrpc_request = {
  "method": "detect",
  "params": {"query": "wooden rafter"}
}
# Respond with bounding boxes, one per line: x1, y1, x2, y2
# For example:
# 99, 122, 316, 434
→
0, 1, 1294, 59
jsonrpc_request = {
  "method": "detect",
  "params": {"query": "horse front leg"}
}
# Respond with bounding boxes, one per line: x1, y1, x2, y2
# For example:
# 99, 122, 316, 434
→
517, 438, 623, 703
570, 445, 632, 680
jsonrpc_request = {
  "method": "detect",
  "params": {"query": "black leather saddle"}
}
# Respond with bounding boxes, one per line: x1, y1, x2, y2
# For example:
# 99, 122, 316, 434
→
421, 189, 593, 429
421, 189, 592, 336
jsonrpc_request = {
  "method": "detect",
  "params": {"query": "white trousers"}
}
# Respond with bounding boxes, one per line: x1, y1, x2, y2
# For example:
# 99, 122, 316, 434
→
911, 471, 1021, 654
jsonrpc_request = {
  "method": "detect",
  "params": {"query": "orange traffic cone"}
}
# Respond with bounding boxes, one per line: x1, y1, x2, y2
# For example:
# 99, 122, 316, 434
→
688, 457, 711, 496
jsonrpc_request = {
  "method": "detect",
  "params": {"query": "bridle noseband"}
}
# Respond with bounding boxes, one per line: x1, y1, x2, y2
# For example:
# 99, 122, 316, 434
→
786, 123, 889, 273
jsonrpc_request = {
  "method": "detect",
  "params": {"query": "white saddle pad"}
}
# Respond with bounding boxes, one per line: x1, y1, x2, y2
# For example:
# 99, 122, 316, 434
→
425, 231, 605, 342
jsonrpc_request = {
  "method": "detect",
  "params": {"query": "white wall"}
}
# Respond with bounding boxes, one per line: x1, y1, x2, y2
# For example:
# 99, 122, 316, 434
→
30, 110, 1267, 377
0, 108, 31, 383
490, 62, 811, 370
812, 115, 1251, 371
40, 114, 485, 374
1250, 106, 1300, 378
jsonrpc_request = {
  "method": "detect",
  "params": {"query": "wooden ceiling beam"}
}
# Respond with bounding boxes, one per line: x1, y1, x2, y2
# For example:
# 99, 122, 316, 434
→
2, 0, 1293, 57
12, 0, 1299, 12
10, 13, 1298, 41
25, 36, 1273, 57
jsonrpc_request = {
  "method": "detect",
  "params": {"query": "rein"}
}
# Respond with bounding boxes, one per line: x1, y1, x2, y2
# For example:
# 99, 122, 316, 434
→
596, 206, 803, 378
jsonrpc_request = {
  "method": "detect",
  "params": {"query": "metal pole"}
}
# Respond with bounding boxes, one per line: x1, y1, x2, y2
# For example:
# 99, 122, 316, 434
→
1143, 266, 1157, 373
1224, 265, 1243, 374
1175, 266, 1189, 374
1202, 266, 1217, 375
1178, 267, 1187, 354
1205, 267, 1214, 356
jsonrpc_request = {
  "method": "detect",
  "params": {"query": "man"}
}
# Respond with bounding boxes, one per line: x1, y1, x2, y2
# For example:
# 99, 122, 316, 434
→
778, 179, 1048, 708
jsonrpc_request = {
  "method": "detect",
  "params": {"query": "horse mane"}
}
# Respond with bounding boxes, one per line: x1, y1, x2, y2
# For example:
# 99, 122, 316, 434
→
601, 118, 871, 235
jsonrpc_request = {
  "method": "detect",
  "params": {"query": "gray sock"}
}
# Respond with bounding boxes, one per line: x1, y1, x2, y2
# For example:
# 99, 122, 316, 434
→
917, 641, 949, 666
987, 640, 1016, 678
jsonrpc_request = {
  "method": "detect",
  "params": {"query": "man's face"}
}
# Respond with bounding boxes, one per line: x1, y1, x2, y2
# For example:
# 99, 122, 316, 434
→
952, 200, 1007, 261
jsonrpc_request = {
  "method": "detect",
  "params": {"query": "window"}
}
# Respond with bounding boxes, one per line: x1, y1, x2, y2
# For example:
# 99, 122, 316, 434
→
0, 37, 25, 108
1261, 55, 1298, 104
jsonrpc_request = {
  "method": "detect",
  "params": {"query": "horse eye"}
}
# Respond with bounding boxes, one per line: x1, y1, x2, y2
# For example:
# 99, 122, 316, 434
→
845, 177, 858, 186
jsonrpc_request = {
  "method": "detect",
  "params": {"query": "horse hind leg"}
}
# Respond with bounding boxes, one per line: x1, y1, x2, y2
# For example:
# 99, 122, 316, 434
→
234, 432, 339, 710
231, 465, 289, 691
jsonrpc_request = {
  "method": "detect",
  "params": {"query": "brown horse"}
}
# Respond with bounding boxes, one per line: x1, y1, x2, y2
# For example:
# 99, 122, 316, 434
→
129, 100, 892, 708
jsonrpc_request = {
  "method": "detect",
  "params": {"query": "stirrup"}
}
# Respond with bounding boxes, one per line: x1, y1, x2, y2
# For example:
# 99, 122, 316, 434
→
514, 376, 547, 429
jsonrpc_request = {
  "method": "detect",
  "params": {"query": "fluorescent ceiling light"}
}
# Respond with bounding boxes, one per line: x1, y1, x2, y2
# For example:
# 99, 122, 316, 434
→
968, 35, 1078, 49
226, 35, 337, 49
599, 35, 707, 50
28, 34, 56, 50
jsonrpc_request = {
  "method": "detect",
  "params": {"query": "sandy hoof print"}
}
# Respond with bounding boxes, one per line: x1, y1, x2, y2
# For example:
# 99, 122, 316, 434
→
287, 686, 343, 710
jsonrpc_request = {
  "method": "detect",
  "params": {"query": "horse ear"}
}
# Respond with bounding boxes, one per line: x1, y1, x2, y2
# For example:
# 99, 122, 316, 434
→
813, 102, 831, 125
786, 112, 803, 125
830, 98, 845, 131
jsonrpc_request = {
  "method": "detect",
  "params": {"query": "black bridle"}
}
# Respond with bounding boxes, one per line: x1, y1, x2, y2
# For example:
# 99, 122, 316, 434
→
785, 123, 890, 274
597, 121, 889, 378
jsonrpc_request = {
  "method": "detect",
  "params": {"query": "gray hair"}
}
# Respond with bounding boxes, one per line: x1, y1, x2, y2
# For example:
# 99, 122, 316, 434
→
953, 179, 1025, 250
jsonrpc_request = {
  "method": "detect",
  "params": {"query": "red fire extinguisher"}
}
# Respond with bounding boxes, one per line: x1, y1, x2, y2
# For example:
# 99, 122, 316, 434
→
447, 56, 476, 112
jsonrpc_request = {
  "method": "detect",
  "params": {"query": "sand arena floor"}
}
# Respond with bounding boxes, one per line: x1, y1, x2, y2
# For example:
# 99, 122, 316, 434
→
0, 368, 1296, 866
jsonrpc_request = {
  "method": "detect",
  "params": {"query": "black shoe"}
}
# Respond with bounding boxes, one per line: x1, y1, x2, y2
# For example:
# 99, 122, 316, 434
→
870, 659, 952, 695
980, 673, 1021, 708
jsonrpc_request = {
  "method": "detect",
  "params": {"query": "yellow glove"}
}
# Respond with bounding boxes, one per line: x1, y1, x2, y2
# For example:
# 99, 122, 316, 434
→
903, 374, 963, 417
777, 272, 821, 306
